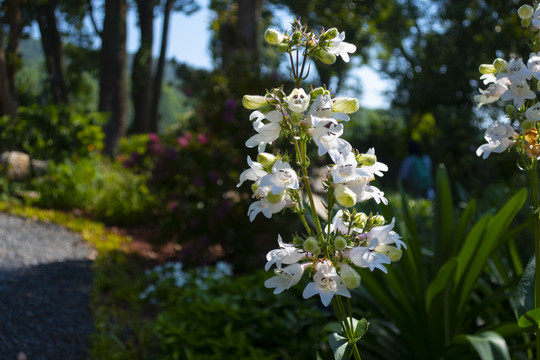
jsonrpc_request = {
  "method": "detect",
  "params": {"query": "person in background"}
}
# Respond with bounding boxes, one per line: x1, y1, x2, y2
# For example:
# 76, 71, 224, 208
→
398, 140, 435, 200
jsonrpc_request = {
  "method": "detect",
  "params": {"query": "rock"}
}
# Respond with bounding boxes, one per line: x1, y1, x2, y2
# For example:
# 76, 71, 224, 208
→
30, 159, 49, 176
1, 151, 31, 180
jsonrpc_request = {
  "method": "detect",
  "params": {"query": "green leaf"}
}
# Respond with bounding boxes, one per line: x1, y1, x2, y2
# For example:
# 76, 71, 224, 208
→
463, 331, 511, 360
518, 308, 540, 330
329, 333, 348, 360
352, 317, 369, 340
512, 255, 535, 320
425, 258, 458, 313
434, 164, 454, 267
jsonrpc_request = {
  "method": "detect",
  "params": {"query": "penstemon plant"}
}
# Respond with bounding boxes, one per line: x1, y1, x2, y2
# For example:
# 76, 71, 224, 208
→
475, 3, 540, 359
237, 20, 405, 359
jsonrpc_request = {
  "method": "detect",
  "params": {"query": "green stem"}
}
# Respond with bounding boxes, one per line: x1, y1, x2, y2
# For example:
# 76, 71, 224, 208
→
528, 166, 540, 360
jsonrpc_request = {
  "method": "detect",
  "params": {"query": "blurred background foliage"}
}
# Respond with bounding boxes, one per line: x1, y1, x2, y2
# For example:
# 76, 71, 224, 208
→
0, 0, 538, 358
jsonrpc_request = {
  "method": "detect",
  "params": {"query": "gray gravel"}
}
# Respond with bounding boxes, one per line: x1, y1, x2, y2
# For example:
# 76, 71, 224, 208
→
0, 213, 94, 360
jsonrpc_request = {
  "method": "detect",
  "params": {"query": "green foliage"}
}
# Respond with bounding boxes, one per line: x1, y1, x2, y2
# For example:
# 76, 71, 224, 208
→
32, 155, 153, 226
354, 165, 527, 359
0, 105, 105, 160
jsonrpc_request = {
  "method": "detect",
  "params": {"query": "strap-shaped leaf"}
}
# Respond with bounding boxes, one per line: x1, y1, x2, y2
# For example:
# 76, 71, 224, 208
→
463, 331, 511, 360
512, 255, 535, 320
518, 308, 540, 330
434, 164, 454, 267
425, 258, 458, 313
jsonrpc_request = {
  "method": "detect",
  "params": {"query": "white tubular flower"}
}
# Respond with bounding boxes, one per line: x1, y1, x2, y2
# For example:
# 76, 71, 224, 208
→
312, 121, 352, 163
361, 148, 388, 178
327, 31, 356, 63
526, 103, 540, 122
480, 73, 497, 85
366, 217, 406, 250
259, 160, 299, 195
532, 6, 540, 29
474, 77, 510, 108
245, 110, 283, 152
247, 197, 286, 222
264, 263, 305, 294
348, 239, 391, 273
505, 58, 532, 80
302, 259, 351, 307
237, 156, 267, 187
265, 235, 304, 271
528, 52, 540, 80
308, 94, 349, 127
332, 97, 360, 114
476, 121, 518, 159
500, 78, 536, 108
331, 151, 372, 184
286, 88, 310, 113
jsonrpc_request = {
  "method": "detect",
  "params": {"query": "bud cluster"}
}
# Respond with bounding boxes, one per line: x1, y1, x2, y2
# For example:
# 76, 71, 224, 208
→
237, 20, 405, 307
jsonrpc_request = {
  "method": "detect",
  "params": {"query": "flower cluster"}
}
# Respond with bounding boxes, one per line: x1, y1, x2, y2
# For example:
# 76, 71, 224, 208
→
475, 4, 540, 160
237, 21, 404, 307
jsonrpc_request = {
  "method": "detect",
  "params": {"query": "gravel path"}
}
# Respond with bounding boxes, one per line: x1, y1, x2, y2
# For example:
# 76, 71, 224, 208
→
0, 213, 94, 360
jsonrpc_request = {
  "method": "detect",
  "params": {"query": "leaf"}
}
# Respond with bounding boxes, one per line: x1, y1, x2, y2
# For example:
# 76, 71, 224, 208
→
352, 317, 369, 340
512, 255, 535, 320
425, 258, 458, 313
518, 308, 540, 330
463, 331, 511, 360
434, 164, 454, 266
329, 333, 348, 360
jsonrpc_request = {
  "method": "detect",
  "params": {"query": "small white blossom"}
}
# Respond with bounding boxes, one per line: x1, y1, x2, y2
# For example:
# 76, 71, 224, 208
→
327, 31, 356, 63
474, 77, 510, 108
237, 156, 267, 187
476, 121, 518, 159
259, 160, 299, 195
331, 151, 372, 184
302, 259, 351, 306
366, 218, 406, 250
505, 58, 532, 81
245, 110, 284, 152
500, 78, 535, 108
308, 94, 349, 127
362, 148, 389, 177
526, 103, 540, 122
312, 121, 352, 163
247, 197, 287, 221
528, 52, 540, 80
286, 88, 310, 113
265, 235, 304, 271
348, 238, 391, 273
264, 263, 306, 294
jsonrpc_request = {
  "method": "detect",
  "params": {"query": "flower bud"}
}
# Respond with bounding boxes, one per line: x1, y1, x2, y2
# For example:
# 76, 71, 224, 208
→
370, 215, 385, 226
334, 236, 347, 250
357, 153, 377, 166
339, 263, 361, 289
506, 104, 516, 116
257, 152, 278, 168
316, 50, 337, 65
493, 58, 507, 72
518, 4, 534, 20
523, 120, 535, 131
322, 27, 339, 40
479, 64, 497, 75
264, 28, 285, 45
335, 184, 357, 208
293, 236, 304, 245
310, 87, 331, 99
242, 95, 268, 109
303, 236, 320, 254
251, 183, 259, 193
375, 245, 402, 262
292, 31, 302, 41
277, 43, 289, 53
267, 190, 286, 204
333, 97, 360, 114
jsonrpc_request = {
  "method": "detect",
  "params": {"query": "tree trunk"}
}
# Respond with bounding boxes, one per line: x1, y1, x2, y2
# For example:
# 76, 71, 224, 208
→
6, 0, 22, 100
99, 0, 128, 155
130, 0, 154, 134
149, 0, 174, 133
37, 0, 69, 104
0, 26, 18, 117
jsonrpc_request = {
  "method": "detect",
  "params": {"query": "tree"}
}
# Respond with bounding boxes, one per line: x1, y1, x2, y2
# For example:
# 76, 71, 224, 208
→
89, 0, 128, 155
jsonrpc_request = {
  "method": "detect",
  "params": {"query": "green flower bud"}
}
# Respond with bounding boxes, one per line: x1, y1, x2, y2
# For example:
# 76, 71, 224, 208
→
293, 236, 304, 245
290, 111, 303, 125
251, 183, 259, 193
310, 87, 331, 98
518, 4, 534, 20
523, 120, 534, 131
264, 28, 285, 45
267, 190, 286, 204
322, 27, 339, 40
242, 95, 268, 109
357, 153, 377, 166
303, 236, 320, 254
333, 97, 360, 114
375, 245, 402, 262
479, 64, 497, 75
277, 42, 289, 53
370, 215, 385, 226
257, 152, 278, 168
335, 184, 357, 208
334, 236, 347, 250
316, 50, 337, 65
258, 104, 273, 114
339, 263, 361, 289
506, 104, 516, 116
493, 58, 507, 72
292, 31, 302, 41
353, 212, 368, 229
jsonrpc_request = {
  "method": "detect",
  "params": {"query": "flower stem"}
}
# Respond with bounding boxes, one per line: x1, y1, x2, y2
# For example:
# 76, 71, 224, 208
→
527, 166, 540, 360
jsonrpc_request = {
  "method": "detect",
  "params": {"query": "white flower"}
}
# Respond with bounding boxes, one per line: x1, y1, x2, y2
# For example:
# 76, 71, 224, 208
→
474, 77, 510, 108
526, 103, 540, 122
505, 58, 532, 81
532, 6, 540, 29
312, 121, 352, 163
331, 151, 372, 184
500, 78, 535, 108
476, 121, 518, 159
247, 197, 286, 221
286, 88, 310, 113
308, 94, 349, 127
327, 31, 356, 63
347, 177, 388, 206
264, 235, 304, 271
348, 238, 391, 273
362, 148, 388, 177
528, 52, 540, 80
264, 263, 306, 294
366, 218, 406, 250
302, 259, 351, 307
259, 160, 299, 195
245, 110, 283, 152
237, 156, 267, 187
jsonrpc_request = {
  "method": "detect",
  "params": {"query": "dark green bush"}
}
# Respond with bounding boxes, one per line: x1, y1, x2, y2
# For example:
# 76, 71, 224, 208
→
0, 104, 105, 160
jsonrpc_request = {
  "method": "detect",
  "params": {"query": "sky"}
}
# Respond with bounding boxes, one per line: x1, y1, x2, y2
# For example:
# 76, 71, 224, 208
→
126, 0, 393, 109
